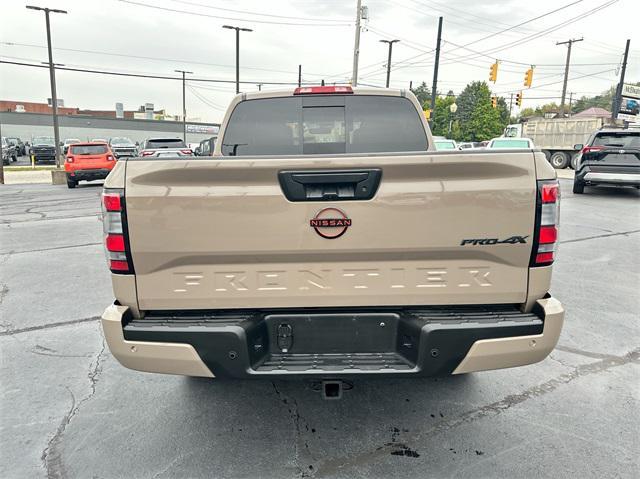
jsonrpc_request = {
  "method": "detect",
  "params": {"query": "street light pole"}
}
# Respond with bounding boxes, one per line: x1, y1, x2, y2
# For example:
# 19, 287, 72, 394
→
174, 70, 193, 142
223, 25, 253, 94
379, 39, 399, 88
27, 5, 67, 167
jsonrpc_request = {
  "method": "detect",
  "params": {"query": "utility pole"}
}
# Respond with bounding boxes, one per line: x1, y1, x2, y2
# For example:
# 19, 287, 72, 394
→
27, 5, 67, 167
379, 39, 399, 88
298, 64, 302, 87
174, 70, 192, 142
409, 80, 413, 91
509, 93, 514, 119
352, 0, 362, 86
557, 37, 583, 117
613, 39, 631, 120
568, 91, 574, 117
223, 25, 253, 94
429, 16, 443, 127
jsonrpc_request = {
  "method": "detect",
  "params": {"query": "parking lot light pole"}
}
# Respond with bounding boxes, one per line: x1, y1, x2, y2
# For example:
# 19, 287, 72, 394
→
222, 25, 253, 94
26, 5, 67, 168
379, 39, 399, 88
174, 70, 193, 142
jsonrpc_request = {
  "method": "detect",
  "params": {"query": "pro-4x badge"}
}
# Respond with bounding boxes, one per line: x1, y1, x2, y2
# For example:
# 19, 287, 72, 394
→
460, 236, 528, 246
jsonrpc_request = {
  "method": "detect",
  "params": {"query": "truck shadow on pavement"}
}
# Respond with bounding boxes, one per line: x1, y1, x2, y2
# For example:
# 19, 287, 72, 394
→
177, 374, 477, 475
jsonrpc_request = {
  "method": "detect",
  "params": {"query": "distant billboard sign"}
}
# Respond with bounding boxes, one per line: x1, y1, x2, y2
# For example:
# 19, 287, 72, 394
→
186, 124, 219, 134
47, 98, 65, 107
115, 102, 124, 118
618, 83, 640, 121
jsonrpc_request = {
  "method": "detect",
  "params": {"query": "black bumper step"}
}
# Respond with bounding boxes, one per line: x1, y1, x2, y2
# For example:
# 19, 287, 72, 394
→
124, 305, 543, 378
257, 352, 413, 372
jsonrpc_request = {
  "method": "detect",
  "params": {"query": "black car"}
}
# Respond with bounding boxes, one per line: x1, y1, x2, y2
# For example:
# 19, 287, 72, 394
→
6, 137, 25, 156
2, 137, 17, 164
31, 136, 57, 163
573, 128, 640, 194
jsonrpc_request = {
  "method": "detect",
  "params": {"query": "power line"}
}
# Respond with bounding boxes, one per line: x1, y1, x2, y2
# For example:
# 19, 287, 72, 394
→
435, 0, 619, 67
0, 41, 321, 76
368, 0, 615, 78
493, 68, 616, 95
117, 0, 352, 26
0, 59, 314, 85
444, 0, 585, 54
167, 0, 348, 23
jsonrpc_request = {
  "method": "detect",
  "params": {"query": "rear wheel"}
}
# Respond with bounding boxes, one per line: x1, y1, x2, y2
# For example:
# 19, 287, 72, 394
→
573, 180, 584, 194
570, 154, 579, 170
66, 177, 77, 189
550, 151, 569, 169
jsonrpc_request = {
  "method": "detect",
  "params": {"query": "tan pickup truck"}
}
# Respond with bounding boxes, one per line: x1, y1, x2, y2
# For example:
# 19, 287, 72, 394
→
101, 86, 564, 395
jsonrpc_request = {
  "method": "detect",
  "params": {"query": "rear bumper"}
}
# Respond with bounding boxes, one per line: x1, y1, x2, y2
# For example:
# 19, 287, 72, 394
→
32, 153, 56, 162
577, 165, 640, 186
102, 297, 564, 378
582, 172, 640, 184
68, 168, 111, 181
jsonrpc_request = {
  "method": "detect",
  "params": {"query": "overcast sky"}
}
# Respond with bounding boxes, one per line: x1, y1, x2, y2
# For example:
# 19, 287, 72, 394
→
1, 0, 637, 122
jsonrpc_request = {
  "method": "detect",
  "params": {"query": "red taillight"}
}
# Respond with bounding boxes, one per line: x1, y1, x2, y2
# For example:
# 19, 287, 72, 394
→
109, 260, 129, 271
102, 189, 133, 274
105, 234, 125, 252
140, 150, 154, 156
539, 226, 558, 244
180, 149, 193, 155
535, 252, 554, 264
293, 85, 353, 95
541, 183, 558, 203
66, 156, 74, 163
106, 154, 115, 161
581, 145, 604, 154
102, 192, 121, 212
532, 180, 560, 267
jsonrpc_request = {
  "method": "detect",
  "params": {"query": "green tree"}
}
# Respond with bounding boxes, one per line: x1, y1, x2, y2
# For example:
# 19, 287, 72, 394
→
497, 97, 510, 125
572, 86, 616, 113
410, 82, 431, 109
519, 102, 562, 118
455, 81, 507, 141
431, 95, 457, 137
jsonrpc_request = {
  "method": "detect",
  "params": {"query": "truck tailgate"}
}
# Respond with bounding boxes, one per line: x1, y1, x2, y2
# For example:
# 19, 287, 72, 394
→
124, 152, 537, 310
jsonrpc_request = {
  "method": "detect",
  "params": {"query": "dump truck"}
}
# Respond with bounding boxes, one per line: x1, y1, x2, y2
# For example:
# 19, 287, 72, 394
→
504, 117, 607, 169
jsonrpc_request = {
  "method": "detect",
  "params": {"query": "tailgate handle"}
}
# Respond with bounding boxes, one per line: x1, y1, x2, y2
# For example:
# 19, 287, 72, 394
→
278, 169, 382, 201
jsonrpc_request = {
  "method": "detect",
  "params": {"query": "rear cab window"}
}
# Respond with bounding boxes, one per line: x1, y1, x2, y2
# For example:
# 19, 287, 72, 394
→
145, 139, 186, 149
491, 140, 530, 148
221, 95, 428, 156
71, 145, 108, 155
592, 132, 640, 148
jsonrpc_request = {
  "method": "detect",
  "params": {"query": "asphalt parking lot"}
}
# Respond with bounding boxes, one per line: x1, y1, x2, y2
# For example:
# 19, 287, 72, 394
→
1, 180, 638, 479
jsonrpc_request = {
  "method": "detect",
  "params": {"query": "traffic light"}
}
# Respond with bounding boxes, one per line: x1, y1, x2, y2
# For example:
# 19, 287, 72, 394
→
489, 61, 499, 82
524, 68, 534, 88
516, 92, 523, 106
423, 109, 431, 120
491, 96, 497, 108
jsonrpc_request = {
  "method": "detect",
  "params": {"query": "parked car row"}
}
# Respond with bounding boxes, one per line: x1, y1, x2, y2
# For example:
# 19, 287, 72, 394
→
2, 137, 18, 164
432, 136, 535, 151
62, 136, 217, 188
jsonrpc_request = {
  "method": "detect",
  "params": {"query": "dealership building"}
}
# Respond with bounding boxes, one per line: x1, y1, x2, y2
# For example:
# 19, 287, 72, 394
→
0, 100, 220, 145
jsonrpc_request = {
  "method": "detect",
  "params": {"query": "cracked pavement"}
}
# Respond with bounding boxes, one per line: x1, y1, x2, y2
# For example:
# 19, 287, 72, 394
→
1, 181, 639, 478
